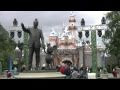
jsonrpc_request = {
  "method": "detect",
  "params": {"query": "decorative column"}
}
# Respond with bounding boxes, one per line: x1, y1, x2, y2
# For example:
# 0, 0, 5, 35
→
97, 49, 103, 68
91, 27, 97, 73
23, 32, 29, 68
79, 47, 83, 68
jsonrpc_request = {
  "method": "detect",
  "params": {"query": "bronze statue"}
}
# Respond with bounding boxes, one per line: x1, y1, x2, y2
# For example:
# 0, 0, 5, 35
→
13, 18, 18, 26
45, 43, 54, 69
21, 19, 45, 70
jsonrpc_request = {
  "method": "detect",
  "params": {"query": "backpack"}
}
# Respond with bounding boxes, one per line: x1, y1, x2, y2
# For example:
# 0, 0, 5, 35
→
60, 66, 65, 74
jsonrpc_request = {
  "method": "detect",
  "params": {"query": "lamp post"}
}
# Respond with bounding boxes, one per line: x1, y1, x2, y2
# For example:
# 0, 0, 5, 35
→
23, 32, 29, 69
82, 40, 86, 68
78, 17, 107, 74
15, 46, 22, 72
91, 27, 97, 73
104, 52, 108, 68
101, 51, 104, 68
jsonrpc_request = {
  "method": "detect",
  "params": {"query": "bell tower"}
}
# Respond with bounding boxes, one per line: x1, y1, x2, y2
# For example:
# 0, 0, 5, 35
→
68, 11, 77, 37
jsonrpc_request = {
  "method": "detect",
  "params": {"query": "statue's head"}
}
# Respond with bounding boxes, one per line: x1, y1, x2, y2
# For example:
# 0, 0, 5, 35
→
33, 18, 38, 28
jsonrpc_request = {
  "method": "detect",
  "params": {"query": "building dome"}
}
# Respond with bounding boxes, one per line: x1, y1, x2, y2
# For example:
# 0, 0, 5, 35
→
49, 28, 58, 36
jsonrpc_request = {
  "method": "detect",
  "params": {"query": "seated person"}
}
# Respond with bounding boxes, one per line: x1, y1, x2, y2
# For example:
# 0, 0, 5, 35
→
56, 65, 61, 71
112, 68, 117, 78
59, 62, 71, 76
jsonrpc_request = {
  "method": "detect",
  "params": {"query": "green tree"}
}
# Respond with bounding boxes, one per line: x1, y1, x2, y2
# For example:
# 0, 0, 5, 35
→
102, 11, 120, 67
0, 24, 16, 70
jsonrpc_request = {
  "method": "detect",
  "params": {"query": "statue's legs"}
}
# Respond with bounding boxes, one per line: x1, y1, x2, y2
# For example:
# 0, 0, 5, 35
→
28, 47, 34, 70
46, 64, 50, 70
35, 48, 40, 70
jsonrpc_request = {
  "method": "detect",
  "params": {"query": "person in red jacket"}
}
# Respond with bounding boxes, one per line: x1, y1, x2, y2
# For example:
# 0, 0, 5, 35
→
112, 68, 117, 78
7, 71, 12, 79
59, 63, 66, 74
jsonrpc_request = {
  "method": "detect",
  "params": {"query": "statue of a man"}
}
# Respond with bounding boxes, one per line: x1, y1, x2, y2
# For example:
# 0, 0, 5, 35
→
21, 19, 45, 70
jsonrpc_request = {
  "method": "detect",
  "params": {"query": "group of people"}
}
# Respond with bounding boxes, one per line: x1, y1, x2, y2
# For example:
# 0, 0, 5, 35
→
57, 63, 89, 79
58, 63, 120, 79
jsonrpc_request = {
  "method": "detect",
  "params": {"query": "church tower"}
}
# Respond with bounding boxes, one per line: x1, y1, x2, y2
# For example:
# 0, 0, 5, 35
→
68, 12, 77, 36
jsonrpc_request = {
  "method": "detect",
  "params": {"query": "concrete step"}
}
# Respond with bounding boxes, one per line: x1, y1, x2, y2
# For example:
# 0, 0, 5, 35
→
22, 70, 57, 73
14, 72, 66, 79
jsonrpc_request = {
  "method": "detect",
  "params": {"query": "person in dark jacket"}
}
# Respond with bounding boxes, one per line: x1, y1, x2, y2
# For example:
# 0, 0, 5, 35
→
112, 68, 117, 78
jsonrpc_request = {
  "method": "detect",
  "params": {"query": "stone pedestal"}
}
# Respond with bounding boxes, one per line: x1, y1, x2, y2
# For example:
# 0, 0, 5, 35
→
97, 51, 103, 67
88, 73, 96, 79
14, 72, 66, 79
84, 52, 92, 67
79, 47, 83, 68
100, 74, 108, 79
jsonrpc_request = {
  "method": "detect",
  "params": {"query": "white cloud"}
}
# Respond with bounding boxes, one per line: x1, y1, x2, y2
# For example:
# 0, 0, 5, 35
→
0, 11, 110, 44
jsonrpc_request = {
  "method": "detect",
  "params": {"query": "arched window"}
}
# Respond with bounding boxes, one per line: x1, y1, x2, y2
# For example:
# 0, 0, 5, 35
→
85, 30, 89, 38
10, 31, 14, 38
18, 31, 22, 38
78, 31, 82, 39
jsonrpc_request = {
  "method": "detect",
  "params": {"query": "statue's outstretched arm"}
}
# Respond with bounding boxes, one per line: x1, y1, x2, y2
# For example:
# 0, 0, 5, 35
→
21, 23, 30, 33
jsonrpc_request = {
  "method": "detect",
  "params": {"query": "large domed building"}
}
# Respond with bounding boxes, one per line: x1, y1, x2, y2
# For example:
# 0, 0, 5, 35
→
48, 13, 81, 67
48, 12, 106, 68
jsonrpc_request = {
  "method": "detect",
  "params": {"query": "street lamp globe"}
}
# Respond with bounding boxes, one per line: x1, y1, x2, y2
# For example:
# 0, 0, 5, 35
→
15, 46, 20, 52
14, 46, 22, 72
104, 52, 108, 57
15, 46, 21, 59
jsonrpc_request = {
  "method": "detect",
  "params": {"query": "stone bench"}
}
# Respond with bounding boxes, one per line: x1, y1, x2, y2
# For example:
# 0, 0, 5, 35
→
100, 74, 108, 79
14, 72, 66, 79
88, 73, 96, 79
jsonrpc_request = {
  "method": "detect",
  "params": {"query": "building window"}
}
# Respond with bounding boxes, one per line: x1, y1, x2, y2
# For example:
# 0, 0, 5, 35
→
18, 31, 22, 38
10, 31, 14, 38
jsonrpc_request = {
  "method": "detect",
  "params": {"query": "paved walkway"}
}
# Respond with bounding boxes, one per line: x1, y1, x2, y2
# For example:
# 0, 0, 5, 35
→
14, 72, 66, 79
107, 73, 114, 78
0, 73, 117, 79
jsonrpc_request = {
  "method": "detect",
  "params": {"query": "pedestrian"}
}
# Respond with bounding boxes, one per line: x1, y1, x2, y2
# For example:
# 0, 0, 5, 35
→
21, 64, 26, 72
64, 63, 71, 76
80, 67, 88, 79
7, 71, 12, 79
71, 67, 80, 79
112, 68, 117, 78
56, 65, 61, 71
59, 63, 66, 74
